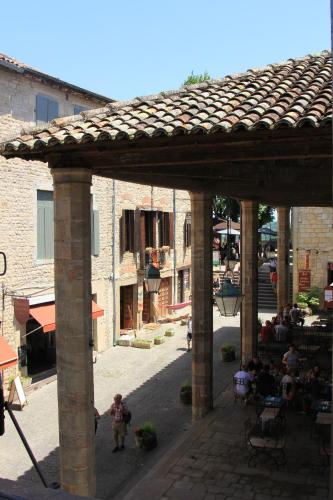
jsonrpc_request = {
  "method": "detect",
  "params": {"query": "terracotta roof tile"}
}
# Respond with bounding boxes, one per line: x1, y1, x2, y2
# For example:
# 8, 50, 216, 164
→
1, 50, 331, 158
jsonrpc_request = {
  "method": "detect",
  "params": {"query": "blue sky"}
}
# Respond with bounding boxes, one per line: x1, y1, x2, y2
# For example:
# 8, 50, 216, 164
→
0, 0, 330, 101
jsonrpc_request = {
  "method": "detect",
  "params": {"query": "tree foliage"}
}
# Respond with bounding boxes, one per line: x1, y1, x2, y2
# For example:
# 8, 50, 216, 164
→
213, 196, 274, 228
183, 71, 211, 86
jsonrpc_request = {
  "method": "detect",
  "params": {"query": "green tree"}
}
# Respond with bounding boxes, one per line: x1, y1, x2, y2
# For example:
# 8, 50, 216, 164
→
183, 71, 211, 86
213, 196, 274, 228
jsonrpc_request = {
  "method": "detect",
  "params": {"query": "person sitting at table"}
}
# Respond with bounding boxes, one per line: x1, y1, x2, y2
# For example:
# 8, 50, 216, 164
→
256, 364, 276, 398
260, 320, 275, 343
306, 365, 321, 382
274, 320, 289, 342
281, 369, 295, 402
247, 356, 263, 376
282, 344, 301, 373
233, 365, 254, 402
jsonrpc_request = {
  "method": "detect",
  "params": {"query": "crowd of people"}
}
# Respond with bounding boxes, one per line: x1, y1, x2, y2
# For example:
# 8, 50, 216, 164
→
259, 303, 305, 343
234, 347, 328, 412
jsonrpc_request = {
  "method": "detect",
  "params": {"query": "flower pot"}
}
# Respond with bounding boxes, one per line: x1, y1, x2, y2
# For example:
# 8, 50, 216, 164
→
221, 350, 236, 362
180, 388, 192, 405
135, 433, 157, 450
154, 337, 165, 345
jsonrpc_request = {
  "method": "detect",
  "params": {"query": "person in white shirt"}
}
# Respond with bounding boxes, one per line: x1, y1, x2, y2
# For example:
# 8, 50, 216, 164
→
233, 365, 254, 399
187, 315, 192, 351
274, 321, 289, 342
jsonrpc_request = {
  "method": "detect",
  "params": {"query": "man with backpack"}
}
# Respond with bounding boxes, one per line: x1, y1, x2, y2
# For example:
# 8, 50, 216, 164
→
110, 393, 131, 452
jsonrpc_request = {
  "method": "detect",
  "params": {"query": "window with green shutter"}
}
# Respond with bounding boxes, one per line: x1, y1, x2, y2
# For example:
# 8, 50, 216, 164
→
37, 190, 54, 260
91, 209, 100, 256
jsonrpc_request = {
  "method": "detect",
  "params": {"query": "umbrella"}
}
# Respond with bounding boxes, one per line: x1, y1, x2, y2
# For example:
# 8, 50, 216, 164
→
258, 227, 277, 236
217, 228, 240, 235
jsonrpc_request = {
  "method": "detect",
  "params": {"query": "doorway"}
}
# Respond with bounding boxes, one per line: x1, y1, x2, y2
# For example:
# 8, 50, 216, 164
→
26, 319, 56, 375
142, 287, 151, 323
158, 277, 171, 317
120, 285, 134, 330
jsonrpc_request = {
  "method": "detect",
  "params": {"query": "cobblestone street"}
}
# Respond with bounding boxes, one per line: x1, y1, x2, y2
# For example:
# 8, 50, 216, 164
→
0, 308, 251, 499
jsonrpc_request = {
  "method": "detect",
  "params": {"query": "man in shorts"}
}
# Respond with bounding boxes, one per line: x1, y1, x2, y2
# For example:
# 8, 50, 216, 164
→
110, 394, 129, 452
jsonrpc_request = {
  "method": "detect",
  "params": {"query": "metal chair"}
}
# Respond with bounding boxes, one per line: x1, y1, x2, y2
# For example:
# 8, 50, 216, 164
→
244, 417, 287, 469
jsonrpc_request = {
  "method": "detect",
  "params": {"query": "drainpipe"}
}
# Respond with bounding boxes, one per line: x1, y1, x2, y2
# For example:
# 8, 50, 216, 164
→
173, 189, 177, 305
111, 179, 117, 346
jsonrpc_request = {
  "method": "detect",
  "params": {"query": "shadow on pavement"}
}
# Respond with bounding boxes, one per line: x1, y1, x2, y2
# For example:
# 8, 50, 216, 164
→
13, 324, 240, 499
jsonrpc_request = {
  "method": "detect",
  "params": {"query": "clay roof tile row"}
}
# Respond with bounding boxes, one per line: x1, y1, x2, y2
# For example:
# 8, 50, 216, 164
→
1, 51, 331, 158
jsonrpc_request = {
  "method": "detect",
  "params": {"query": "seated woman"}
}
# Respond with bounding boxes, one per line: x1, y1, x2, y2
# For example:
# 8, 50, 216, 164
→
233, 365, 254, 402
260, 320, 275, 343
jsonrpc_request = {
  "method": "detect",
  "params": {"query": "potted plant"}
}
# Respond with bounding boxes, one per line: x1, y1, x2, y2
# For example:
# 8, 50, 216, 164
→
180, 380, 192, 405
134, 421, 157, 450
220, 343, 236, 362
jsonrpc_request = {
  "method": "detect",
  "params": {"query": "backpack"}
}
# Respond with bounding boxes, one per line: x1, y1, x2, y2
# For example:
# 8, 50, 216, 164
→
123, 410, 131, 425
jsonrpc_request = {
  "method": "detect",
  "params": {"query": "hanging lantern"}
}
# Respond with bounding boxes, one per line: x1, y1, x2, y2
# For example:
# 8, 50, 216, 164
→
215, 278, 244, 317
144, 264, 161, 293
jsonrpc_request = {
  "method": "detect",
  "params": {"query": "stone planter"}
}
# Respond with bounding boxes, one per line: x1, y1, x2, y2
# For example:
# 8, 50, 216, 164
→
131, 340, 152, 349
164, 329, 175, 337
154, 337, 165, 345
117, 339, 131, 347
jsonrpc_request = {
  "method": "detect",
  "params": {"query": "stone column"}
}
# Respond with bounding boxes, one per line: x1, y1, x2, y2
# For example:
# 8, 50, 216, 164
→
190, 192, 213, 419
277, 207, 290, 313
52, 168, 95, 497
240, 200, 258, 365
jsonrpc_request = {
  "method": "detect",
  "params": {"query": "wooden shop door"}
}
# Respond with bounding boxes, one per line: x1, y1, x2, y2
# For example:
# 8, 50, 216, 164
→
158, 278, 171, 318
120, 285, 134, 329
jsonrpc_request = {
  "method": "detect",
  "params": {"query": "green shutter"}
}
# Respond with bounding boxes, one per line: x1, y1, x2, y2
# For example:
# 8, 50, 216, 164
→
37, 206, 45, 259
44, 204, 54, 258
92, 210, 100, 256
37, 191, 54, 259
36, 95, 48, 123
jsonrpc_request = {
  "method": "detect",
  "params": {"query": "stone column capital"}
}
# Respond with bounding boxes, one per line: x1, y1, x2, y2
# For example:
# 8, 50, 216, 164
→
51, 167, 92, 185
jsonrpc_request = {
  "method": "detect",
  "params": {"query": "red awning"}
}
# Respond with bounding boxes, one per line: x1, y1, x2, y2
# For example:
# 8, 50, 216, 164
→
29, 300, 104, 333
0, 336, 18, 370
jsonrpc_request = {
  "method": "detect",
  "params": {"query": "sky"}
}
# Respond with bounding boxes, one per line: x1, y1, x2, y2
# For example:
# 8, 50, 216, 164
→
0, 0, 330, 102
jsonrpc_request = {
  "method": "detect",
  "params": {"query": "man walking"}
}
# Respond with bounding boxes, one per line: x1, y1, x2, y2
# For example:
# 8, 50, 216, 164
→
110, 394, 129, 452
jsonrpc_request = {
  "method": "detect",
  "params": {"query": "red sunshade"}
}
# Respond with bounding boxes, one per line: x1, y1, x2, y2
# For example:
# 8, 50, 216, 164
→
0, 336, 18, 370
29, 300, 104, 333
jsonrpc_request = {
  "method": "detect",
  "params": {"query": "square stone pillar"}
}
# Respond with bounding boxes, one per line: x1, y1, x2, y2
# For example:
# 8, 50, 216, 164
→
277, 207, 290, 313
190, 192, 213, 419
240, 200, 258, 365
52, 168, 96, 497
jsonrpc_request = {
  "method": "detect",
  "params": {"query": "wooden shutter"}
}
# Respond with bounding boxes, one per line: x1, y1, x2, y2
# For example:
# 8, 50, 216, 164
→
128, 210, 135, 252
120, 210, 125, 254
152, 212, 157, 248
92, 210, 100, 256
47, 98, 59, 121
169, 213, 174, 248
37, 190, 53, 259
44, 203, 54, 259
139, 211, 146, 267
36, 95, 48, 123
37, 206, 45, 259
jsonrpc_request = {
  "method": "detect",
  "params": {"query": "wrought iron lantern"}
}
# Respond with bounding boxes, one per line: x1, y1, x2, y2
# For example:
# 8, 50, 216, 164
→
215, 278, 244, 317
144, 264, 161, 293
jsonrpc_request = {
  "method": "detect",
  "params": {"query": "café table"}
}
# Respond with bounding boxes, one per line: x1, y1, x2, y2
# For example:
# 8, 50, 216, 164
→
316, 412, 332, 425
261, 396, 284, 408
311, 400, 331, 413
260, 407, 280, 432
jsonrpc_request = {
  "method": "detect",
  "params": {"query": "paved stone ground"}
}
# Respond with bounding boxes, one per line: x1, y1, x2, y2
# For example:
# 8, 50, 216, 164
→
123, 389, 330, 500
0, 307, 250, 499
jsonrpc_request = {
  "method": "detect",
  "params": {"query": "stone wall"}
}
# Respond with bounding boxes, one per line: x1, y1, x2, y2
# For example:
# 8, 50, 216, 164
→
292, 206, 333, 307
0, 65, 191, 377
